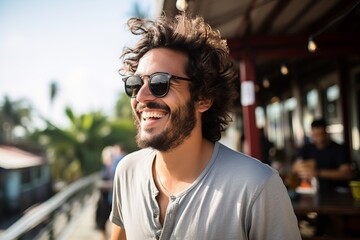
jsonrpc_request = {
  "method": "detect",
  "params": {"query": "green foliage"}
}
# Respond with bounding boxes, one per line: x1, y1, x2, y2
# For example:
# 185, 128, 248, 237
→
115, 93, 133, 118
31, 106, 137, 182
1, 91, 138, 183
107, 119, 138, 153
0, 96, 33, 143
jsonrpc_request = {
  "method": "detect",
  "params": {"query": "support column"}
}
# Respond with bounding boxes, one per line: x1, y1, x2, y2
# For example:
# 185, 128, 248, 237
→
240, 57, 261, 160
337, 58, 351, 161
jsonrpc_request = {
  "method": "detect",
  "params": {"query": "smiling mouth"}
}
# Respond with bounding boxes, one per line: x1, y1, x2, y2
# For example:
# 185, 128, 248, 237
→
136, 102, 170, 122
141, 111, 167, 121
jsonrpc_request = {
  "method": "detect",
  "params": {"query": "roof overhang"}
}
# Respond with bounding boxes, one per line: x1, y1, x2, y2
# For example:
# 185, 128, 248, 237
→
0, 146, 45, 170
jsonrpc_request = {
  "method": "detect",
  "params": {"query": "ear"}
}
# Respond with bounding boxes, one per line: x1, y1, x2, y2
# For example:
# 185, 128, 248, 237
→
196, 98, 213, 113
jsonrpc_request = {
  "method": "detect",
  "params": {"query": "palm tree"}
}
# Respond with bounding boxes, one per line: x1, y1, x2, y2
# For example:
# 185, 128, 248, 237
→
49, 81, 59, 107
0, 96, 32, 143
32, 107, 107, 180
32, 105, 137, 182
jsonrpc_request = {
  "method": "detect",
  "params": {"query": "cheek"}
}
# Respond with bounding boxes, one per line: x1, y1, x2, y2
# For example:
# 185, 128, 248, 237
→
131, 99, 136, 109
131, 100, 138, 117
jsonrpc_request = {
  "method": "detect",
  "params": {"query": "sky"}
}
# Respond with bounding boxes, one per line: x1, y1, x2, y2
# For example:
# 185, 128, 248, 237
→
0, 0, 160, 127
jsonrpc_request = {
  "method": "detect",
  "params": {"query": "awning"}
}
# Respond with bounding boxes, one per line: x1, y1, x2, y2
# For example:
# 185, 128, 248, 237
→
0, 146, 45, 169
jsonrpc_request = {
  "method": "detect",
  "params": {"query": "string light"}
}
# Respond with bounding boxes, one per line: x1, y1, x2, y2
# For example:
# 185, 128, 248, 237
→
176, 0, 188, 11
280, 64, 289, 75
262, 78, 270, 88
307, 0, 360, 52
308, 37, 317, 53
270, 96, 280, 104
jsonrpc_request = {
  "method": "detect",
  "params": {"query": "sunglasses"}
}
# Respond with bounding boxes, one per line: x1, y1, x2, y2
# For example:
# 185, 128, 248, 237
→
122, 72, 191, 98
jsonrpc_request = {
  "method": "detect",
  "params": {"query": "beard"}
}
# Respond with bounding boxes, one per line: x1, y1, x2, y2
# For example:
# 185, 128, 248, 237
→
135, 99, 196, 152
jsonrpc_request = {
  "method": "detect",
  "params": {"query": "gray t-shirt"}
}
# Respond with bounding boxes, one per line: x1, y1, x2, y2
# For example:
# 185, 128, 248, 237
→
110, 142, 301, 240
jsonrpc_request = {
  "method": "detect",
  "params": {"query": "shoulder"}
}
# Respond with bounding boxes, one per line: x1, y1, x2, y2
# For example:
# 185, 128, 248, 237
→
328, 141, 347, 160
217, 142, 273, 168
209, 143, 284, 206
116, 148, 155, 175
329, 140, 344, 149
214, 142, 276, 182
325, 141, 346, 156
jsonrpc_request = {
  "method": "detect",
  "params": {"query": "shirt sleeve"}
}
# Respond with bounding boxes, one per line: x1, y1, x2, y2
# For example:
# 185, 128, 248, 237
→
249, 173, 302, 240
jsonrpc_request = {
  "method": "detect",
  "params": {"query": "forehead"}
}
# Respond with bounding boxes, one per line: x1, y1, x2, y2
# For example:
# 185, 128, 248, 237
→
136, 48, 188, 75
311, 127, 326, 135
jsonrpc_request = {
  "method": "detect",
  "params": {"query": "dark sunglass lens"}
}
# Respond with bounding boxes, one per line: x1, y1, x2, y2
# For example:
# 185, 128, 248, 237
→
125, 76, 142, 97
150, 74, 170, 97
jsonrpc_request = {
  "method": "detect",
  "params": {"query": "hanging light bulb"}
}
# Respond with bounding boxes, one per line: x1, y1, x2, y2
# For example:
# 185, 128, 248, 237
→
271, 96, 280, 104
262, 78, 270, 88
308, 37, 317, 53
176, 0, 188, 11
280, 64, 289, 75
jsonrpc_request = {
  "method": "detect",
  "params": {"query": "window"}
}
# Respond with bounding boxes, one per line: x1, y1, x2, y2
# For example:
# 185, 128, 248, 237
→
266, 102, 284, 148
21, 168, 31, 184
33, 166, 42, 182
303, 89, 319, 138
324, 85, 339, 120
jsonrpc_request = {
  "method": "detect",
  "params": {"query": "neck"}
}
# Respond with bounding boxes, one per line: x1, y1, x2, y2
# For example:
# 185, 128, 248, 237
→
158, 137, 213, 174
153, 136, 214, 195
316, 138, 330, 150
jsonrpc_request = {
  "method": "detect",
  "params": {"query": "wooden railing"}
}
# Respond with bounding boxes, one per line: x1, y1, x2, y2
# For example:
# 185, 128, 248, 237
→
0, 173, 99, 240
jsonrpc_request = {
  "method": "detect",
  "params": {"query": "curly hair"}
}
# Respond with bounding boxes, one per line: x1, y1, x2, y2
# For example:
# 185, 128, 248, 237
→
120, 13, 238, 142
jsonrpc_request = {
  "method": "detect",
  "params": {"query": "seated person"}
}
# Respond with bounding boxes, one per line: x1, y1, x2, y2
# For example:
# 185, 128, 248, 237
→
292, 118, 352, 193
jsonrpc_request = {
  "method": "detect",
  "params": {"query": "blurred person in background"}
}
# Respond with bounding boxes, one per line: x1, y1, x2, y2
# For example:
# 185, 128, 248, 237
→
95, 146, 113, 240
111, 143, 126, 178
292, 118, 352, 193
108, 143, 126, 205
292, 119, 353, 236
96, 145, 123, 240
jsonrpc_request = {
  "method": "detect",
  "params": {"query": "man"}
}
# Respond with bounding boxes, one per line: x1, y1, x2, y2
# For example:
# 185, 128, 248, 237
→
293, 118, 352, 192
110, 13, 300, 240
96, 146, 115, 240
111, 143, 126, 177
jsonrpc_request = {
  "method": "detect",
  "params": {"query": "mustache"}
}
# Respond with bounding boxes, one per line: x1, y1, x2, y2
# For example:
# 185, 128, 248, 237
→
136, 102, 170, 112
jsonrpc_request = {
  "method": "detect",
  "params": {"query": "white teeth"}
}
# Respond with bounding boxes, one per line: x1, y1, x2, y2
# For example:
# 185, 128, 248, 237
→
142, 112, 165, 120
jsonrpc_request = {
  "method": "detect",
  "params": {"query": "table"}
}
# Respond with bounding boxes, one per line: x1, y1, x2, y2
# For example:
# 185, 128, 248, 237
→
291, 190, 360, 239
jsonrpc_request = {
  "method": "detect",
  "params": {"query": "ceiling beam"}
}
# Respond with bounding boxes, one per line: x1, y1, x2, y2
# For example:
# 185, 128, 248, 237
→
243, 0, 258, 36
232, 46, 360, 60
279, 0, 316, 34
228, 34, 360, 60
256, 0, 291, 34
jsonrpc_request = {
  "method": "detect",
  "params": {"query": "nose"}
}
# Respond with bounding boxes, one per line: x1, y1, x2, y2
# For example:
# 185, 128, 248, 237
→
136, 78, 156, 102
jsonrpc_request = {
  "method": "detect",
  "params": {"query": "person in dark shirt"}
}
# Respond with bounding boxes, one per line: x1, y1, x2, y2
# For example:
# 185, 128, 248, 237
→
292, 118, 352, 192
